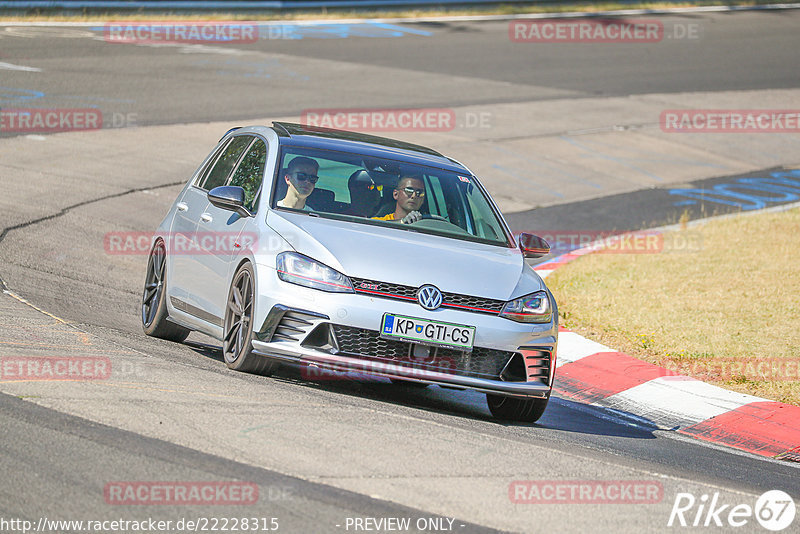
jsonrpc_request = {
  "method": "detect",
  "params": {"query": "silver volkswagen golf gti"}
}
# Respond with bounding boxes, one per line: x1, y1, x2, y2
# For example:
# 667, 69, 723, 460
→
142, 122, 558, 422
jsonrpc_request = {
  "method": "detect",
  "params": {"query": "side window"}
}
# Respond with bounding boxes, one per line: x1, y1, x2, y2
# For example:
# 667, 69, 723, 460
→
199, 136, 252, 191
423, 175, 448, 220
194, 138, 230, 187
466, 195, 501, 240
228, 138, 267, 212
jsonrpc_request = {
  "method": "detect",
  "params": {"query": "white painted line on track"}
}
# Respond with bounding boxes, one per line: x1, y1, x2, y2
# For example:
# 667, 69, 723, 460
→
534, 269, 553, 279
0, 61, 41, 72
556, 331, 614, 367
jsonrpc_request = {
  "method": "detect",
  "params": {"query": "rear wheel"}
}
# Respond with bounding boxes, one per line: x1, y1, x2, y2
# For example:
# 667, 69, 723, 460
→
223, 263, 277, 375
486, 394, 549, 423
142, 240, 190, 342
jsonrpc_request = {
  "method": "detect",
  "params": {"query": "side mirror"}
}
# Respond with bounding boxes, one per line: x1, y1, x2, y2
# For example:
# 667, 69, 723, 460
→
518, 233, 550, 259
208, 186, 251, 218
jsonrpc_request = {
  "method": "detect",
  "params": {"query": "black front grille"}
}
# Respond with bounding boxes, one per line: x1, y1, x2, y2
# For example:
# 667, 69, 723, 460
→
330, 325, 516, 380
350, 277, 505, 315
332, 324, 409, 360
350, 278, 417, 301
442, 293, 505, 313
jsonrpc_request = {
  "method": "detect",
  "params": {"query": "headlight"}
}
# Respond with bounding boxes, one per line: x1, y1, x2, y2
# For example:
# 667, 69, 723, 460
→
500, 291, 552, 323
276, 252, 354, 293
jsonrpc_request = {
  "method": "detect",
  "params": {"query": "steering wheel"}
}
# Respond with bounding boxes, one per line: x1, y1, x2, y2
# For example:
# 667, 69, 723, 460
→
408, 214, 447, 223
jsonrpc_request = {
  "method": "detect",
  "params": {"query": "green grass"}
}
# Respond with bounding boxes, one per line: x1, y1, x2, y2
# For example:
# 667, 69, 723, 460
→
548, 207, 800, 405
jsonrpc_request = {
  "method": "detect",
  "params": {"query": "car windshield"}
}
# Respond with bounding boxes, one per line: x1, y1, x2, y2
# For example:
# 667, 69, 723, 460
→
271, 146, 512, 247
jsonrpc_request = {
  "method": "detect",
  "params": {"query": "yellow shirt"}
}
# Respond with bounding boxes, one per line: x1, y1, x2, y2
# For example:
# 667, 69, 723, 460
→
372, 213, 397, 221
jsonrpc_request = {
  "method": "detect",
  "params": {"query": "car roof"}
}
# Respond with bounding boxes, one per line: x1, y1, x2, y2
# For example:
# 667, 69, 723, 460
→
271, 122, 469, 173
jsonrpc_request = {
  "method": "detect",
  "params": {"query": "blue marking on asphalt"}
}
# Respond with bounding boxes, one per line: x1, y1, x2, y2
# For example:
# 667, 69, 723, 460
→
369, 23, 433, 36
669, 170, 800, 209
90, 22, 431, 41
773, 169, 800, 178
0, 87, 44, 103
258, 22, 432, 40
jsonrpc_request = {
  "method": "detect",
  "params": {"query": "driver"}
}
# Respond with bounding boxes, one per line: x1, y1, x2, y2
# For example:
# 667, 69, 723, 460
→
372, 175, 425, 224
277, 156, 319, 211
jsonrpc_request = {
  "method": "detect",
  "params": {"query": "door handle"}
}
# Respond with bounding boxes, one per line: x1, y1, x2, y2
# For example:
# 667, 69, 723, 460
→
176, 202, 188, 212
200, 213, 213, 223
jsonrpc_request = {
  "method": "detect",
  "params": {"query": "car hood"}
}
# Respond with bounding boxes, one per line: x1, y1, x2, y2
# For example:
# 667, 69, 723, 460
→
267, 211, 545, 300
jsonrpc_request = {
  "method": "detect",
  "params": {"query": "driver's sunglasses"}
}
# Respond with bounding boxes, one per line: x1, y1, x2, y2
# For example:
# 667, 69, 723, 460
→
292, 171, 319, 184
399, 187, 425, 198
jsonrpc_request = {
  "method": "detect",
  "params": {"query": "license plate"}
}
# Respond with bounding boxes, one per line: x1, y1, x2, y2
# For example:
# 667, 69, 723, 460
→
380, 313, 475, 351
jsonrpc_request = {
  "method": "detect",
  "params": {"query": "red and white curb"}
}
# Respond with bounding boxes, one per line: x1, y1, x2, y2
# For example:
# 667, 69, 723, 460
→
533, 243, 800, 461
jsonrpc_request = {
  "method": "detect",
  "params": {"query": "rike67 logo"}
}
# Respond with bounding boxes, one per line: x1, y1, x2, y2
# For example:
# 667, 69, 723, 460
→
668, 490, 795, 531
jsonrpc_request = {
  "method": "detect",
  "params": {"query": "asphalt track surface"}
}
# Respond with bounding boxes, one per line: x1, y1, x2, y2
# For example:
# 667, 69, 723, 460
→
1, 10, 800, 534
0, 11, 798, 127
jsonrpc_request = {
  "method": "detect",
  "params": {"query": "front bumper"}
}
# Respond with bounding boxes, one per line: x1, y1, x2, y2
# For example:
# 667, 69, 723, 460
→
253, 343, 552, 398
251, 302, 556, 399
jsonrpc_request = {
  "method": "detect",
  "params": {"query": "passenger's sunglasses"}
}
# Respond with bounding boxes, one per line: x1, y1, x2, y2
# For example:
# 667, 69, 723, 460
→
399, 187, 425, 198
292, 172, 319, 184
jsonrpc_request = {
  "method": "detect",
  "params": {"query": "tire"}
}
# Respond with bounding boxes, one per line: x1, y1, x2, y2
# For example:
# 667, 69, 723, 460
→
142, 240, 190, 343
223, 263, 277, 376
486, 394, 549, 423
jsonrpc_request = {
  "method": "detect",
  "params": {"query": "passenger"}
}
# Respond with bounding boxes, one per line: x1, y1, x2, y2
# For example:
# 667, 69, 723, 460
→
344, 170, 383, 217
372, 176, 426, 224
277, 156, 318, 211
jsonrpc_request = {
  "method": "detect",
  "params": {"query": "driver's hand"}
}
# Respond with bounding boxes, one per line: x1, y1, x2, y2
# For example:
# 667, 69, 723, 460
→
400, 211, 422, 224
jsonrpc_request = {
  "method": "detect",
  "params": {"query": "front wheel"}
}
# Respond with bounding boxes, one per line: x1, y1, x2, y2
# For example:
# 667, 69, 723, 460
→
486, 394, 549, 423
142, 240, 190, 342
223, 263, 277, 376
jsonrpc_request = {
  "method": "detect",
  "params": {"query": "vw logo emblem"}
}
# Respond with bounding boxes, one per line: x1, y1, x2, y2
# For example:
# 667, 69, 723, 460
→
417, 285, 443, 310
